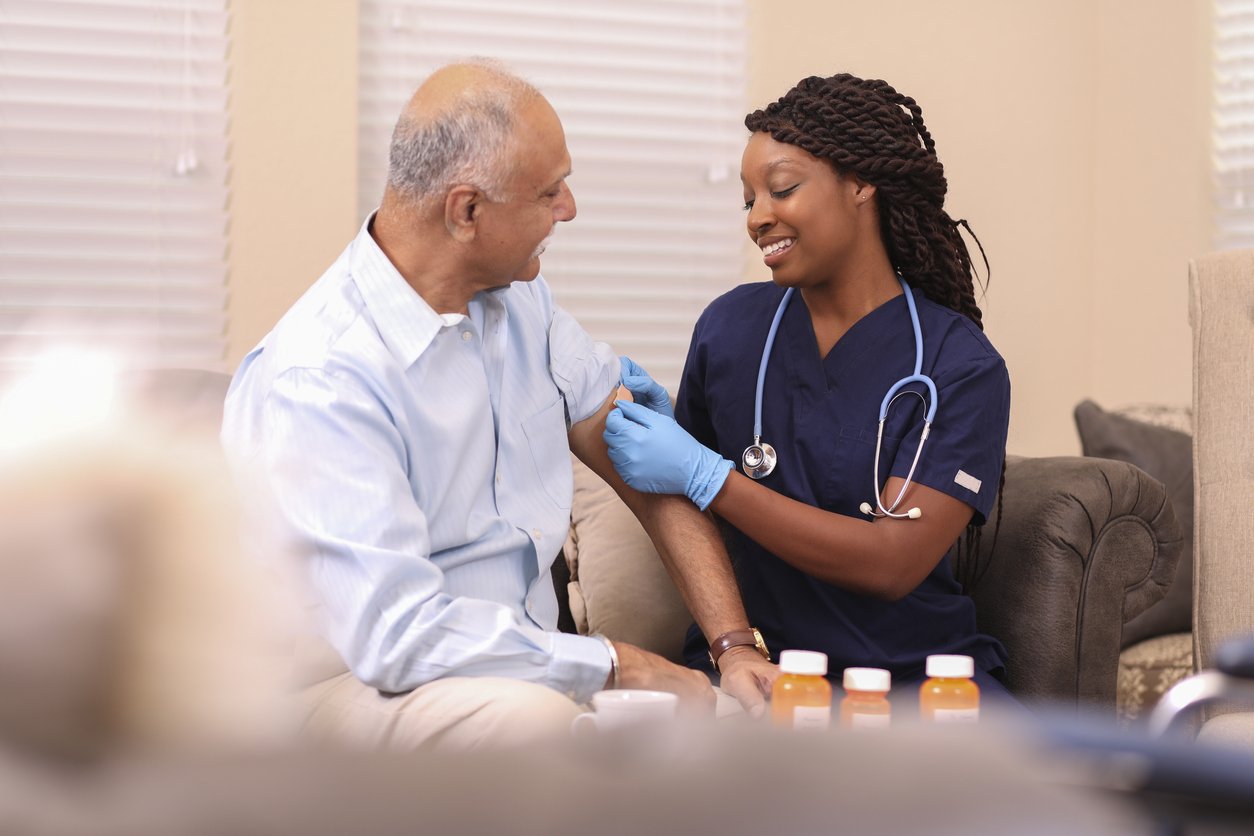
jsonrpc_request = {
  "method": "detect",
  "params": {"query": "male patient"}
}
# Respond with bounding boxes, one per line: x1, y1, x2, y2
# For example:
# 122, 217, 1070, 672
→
221, 61, 775, 749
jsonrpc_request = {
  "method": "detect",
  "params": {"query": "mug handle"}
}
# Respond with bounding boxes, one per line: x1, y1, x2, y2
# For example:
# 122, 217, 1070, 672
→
571, 711, 598, 736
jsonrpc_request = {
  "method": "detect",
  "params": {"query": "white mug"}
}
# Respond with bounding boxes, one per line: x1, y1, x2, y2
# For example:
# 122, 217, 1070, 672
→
571, 689, 678, 734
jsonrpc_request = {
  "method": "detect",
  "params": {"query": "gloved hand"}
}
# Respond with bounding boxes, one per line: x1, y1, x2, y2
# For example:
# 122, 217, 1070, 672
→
619, 356, 674, 419
603, 399, 733, 511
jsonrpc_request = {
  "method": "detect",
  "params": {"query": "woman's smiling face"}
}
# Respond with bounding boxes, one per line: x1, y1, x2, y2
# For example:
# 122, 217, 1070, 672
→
740, 132, 869, 289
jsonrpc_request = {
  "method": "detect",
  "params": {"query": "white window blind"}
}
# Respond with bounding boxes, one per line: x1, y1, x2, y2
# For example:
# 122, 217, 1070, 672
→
0, 0, 231, 374
1214, 0, 1254, 249
359, 0, 747, 391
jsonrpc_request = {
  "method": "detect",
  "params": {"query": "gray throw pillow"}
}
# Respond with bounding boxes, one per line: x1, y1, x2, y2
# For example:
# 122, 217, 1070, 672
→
1073, 400, 1193, 647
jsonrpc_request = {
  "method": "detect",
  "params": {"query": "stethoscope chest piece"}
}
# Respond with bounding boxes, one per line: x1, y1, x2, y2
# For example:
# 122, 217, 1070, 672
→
742, 438, 777, 480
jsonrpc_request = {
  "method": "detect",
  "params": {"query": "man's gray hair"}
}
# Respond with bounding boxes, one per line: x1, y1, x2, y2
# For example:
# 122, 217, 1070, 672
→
387, 61, 541, 205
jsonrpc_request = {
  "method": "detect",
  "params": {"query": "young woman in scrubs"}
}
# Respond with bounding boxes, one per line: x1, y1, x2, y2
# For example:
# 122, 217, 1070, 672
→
603, 73, 1014, 707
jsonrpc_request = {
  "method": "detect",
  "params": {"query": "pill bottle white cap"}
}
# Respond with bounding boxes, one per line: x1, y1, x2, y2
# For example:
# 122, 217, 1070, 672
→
779, 649, 828, 676
925, 654, 974, 678
842, 667, 891, 692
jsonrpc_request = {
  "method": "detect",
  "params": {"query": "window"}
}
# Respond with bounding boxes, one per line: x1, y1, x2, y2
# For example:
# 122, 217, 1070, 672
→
1214, 0, 1254, 249
0, 0, 231, 374
358, 0, 748, 391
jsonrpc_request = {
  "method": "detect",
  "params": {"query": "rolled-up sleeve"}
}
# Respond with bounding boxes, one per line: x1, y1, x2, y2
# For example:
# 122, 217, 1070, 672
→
547, 304, 618, 426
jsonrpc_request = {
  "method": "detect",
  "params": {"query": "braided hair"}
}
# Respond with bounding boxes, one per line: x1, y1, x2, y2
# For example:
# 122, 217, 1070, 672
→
745, 73, 988, 328
747, 74, 1004, 563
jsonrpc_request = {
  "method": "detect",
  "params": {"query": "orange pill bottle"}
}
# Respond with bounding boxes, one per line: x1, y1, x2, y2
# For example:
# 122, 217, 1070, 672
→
771, 650, 832, 730
839, 667, 892, 729
919, 654, 979, 723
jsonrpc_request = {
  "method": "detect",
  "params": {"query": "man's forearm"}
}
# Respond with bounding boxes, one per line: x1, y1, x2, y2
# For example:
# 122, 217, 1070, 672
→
628, 492, 752, 641
568, 390, 751, 644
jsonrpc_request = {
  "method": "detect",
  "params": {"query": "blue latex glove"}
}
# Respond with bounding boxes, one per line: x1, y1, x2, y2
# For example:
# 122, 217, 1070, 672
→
603, 399, 733, 511
619, 356, 674, 419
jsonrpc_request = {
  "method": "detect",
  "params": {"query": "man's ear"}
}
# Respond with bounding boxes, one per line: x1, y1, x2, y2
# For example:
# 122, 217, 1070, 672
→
445, 185, 481, 242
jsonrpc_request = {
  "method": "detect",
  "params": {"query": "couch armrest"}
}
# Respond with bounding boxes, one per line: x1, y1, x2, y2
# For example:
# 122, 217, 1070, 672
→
954, 455, 1184, 711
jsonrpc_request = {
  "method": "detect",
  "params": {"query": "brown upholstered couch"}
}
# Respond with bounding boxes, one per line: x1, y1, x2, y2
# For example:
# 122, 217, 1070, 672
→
1074, 401, 1194, 722
564, 451, 1185, 716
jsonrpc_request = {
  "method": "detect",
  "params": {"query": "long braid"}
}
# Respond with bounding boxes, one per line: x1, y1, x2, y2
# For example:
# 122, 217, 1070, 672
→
746, 73, 1003, 558
745, 73, 988, 328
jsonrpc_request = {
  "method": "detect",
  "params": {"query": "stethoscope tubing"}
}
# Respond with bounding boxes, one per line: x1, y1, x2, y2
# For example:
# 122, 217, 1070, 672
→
752, 286, 795, 444
746, 275, 937, 520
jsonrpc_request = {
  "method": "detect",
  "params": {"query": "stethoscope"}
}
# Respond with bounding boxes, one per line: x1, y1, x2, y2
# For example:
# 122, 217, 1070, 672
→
742, 275, 936, 520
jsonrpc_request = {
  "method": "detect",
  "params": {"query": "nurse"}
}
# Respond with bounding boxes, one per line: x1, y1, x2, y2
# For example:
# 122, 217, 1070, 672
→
604, 73, 1014, 703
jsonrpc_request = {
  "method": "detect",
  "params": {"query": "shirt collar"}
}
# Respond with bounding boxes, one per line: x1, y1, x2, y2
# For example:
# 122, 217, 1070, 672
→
349, 211, 464, 368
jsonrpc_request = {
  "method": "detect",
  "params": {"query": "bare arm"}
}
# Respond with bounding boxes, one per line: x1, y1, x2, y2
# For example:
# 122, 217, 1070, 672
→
569, 389, 752, 644
569, 389, 778, 713
709, 472, 975, 601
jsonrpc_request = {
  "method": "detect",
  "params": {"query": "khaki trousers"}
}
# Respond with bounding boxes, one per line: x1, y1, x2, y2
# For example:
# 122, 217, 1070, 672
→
299, 669, 584, 752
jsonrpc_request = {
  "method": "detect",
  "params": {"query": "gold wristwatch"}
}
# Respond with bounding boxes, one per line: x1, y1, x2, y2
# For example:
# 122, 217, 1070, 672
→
708, 627, 770, 672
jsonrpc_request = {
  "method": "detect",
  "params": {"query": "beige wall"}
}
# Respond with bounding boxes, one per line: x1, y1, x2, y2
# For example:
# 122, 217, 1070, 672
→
746, 0, 1211, 455
225, 0, 1212, 455
226, 0, 359, 369
1091, 1, 1212, 412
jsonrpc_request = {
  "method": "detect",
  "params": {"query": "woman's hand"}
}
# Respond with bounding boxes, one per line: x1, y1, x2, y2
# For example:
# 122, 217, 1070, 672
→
603, 400, 733, 510
618, 356, 674, 418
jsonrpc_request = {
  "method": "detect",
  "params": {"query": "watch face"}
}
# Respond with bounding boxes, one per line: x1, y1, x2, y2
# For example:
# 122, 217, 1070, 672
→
751, 628, 770, 662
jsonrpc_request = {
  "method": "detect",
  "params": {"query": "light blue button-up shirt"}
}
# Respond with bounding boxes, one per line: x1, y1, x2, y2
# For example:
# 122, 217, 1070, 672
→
222, 217, 618, 701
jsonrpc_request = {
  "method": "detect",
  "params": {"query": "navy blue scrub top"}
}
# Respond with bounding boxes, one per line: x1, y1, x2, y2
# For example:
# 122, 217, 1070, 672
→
677, 281, 1011, 683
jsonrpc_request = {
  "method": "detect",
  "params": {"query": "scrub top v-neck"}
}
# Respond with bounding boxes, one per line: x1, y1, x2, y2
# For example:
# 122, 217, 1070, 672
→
676, 281, 1011, 682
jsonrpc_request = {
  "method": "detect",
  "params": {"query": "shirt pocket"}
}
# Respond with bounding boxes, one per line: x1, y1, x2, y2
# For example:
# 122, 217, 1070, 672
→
814, 426, 906, 515
521, 396, 573, 510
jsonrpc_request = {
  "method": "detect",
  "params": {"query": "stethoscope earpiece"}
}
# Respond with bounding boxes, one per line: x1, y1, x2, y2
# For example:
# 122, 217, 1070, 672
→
749, 276, 937, 520
861, 501, 922, 520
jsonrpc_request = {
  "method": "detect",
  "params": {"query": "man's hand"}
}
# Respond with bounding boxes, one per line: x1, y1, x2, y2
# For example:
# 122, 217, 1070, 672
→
619, 356, 674, 418
715, 646, 780, 719
612, 640, 716, 717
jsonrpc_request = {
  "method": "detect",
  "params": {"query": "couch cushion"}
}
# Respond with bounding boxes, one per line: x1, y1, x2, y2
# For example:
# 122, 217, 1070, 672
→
1116, 631, 1192, 723
1074, 400, 1193, 646
564, 455, 692, 663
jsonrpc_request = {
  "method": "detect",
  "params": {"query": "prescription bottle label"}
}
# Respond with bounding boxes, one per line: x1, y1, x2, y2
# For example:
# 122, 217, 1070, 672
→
849, 712, 891, 730
932, 707, 979, 724
791, 705, 831, 730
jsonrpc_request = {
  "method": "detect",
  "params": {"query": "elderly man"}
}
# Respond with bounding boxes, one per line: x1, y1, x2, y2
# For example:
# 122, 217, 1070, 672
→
222, 62, 776, 749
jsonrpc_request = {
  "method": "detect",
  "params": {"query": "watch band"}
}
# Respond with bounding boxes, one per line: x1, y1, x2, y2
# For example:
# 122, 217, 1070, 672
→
708, 627, 769, 671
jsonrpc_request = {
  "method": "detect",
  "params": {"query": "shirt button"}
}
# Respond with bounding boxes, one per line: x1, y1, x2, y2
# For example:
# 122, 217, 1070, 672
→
461, 331, 472, 342
495, 473, 502, 484
531, 528, 542, 540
